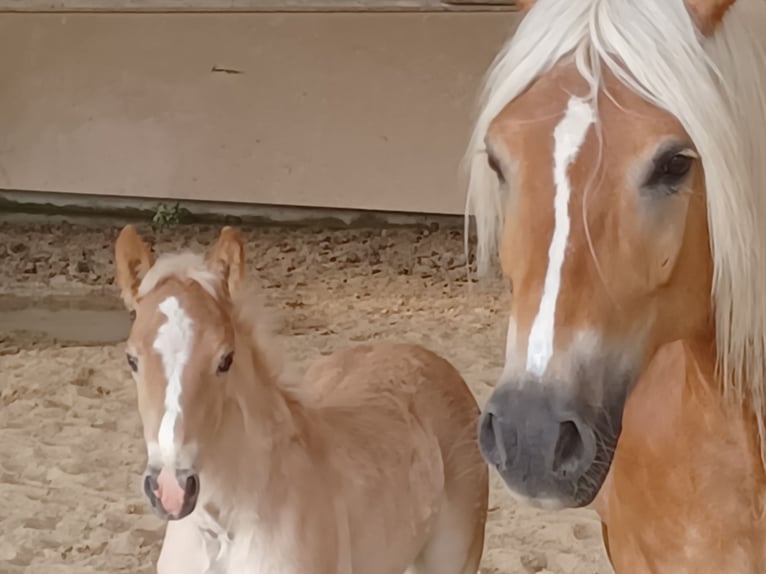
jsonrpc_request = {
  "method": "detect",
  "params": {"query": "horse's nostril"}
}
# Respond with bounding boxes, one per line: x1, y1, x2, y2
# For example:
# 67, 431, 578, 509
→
478, 412, 498, 460
478, 411, 515, 471
552, 420, 585, 477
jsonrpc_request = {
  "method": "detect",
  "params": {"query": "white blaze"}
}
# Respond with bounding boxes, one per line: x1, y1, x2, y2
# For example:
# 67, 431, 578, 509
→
153, 296, 195, 465
501, 317, 519, 379
526, 96, 594, 377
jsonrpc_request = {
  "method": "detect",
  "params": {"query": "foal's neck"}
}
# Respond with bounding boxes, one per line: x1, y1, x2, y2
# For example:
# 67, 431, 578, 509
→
199, 326, 324, 505
230, 331, 311, 441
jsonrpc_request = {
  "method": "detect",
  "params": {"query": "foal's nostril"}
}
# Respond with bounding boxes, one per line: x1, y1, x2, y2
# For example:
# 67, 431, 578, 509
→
552, 420, 585, 478
185, 474, 199, 498
143, 472, 158, 500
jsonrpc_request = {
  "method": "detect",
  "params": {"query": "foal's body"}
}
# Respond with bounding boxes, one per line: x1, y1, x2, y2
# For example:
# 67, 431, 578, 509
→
114, 225, 487, 574
598, 340, 766, 573
159, 342, 487, 574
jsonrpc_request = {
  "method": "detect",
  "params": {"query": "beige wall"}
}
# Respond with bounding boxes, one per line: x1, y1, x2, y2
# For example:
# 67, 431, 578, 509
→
0, 12, 520, 214
0, 0, 518, 10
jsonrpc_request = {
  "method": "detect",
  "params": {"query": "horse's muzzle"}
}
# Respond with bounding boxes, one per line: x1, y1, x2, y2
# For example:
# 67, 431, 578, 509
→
143, 466, 200, 520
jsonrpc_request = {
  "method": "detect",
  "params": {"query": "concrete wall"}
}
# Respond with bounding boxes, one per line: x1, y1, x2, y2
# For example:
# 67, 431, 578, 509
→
0, 12, 520, 214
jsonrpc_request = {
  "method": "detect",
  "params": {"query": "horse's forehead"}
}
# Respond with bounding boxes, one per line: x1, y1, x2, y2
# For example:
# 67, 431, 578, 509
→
129, 280, 221, 350
510, 65, 591, 119
490, 63, 686, 160
488, 66, 585, 155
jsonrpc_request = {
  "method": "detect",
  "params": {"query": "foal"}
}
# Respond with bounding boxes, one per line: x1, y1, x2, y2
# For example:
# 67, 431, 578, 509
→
114, 225, 488, 574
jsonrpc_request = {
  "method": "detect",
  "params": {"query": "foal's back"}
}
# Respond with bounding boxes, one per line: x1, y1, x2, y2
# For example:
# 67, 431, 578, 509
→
304, 342, 488, 574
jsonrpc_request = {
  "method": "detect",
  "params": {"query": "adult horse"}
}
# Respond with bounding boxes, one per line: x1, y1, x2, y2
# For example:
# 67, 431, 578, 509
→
466, 0, 766, 571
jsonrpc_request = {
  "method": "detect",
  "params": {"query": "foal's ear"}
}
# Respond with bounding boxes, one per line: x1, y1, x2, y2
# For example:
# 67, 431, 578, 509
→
517, 0, 536, 11
208, 227, 245, 296
685, 0, 736, 35
114, 225, 155, 310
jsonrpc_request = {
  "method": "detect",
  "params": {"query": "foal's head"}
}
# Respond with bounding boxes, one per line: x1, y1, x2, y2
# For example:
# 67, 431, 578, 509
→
468, 0, 766, 508
115, 225, 246, 519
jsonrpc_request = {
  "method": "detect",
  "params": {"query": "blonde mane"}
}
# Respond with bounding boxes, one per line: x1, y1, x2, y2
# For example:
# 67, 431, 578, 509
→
139, 253, 222, 300
464, 0, 766, 455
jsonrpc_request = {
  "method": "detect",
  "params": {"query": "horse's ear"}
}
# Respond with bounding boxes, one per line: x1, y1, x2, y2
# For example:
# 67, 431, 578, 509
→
517, 0, 536, 11
208, 227, 245, 296
685, 0, 736, 35
114, 225, 155, 310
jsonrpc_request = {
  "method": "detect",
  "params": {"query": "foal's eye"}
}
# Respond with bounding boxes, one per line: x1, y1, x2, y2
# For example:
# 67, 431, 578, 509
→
217, 352, 234, 375
126, 354, 138, 373
646, 148, 696, 193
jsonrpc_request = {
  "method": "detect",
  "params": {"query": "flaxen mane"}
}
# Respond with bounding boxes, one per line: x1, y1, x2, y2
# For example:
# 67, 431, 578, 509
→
139, 253, 223, 300
463, 0, 766, 458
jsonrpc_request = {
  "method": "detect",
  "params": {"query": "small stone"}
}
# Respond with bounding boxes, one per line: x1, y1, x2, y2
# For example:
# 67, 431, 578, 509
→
572, 522, 597, 540
22, 262, 37, 274
520, 552, 548, 573
107, 531, 134, 555
76, 260, 91, 273
10, 242, 27, 254
0, 540, 16, 561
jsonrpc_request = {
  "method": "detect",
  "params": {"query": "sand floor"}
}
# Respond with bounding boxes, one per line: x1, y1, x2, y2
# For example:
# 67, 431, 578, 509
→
0, 219, 611, 573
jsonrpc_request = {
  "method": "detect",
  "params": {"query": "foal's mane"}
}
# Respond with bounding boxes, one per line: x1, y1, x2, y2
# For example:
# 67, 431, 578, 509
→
464, 0, 766, 456
139, 251, 287, 390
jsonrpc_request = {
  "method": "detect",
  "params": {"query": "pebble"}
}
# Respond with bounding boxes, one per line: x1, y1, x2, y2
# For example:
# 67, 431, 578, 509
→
520, 551, 549, 572
0, 539, 16, 560
106, 531, 134, 555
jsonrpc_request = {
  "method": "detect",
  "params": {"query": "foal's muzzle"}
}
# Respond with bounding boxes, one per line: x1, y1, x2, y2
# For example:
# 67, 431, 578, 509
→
143, 466, 200, 520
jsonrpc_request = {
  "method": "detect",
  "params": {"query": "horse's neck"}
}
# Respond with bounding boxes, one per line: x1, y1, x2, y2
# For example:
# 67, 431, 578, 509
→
616, 337, 764, 485
623, 338, 758, 455
600, 338, 766, 571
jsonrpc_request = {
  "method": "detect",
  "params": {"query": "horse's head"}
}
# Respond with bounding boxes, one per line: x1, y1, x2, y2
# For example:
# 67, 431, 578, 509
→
469, 0, 759, 509
114, 225, 245, 519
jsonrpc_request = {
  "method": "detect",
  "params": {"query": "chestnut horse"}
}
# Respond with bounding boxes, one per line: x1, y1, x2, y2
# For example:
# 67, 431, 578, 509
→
114, 225, 487, 574
465, 0, 766, 571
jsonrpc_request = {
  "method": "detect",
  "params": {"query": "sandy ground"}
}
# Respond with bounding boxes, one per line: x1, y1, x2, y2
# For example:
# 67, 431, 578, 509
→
0, 219, 611, 574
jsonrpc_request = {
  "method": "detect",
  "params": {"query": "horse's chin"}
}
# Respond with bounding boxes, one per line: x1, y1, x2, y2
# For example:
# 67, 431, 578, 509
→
493, 436, 617, 511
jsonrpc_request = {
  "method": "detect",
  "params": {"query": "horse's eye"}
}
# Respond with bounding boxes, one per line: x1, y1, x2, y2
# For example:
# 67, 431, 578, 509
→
126, 354, 139, 373
217, 352, 234, 375
663, 154, 693, 178
645, 147, 696, 193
